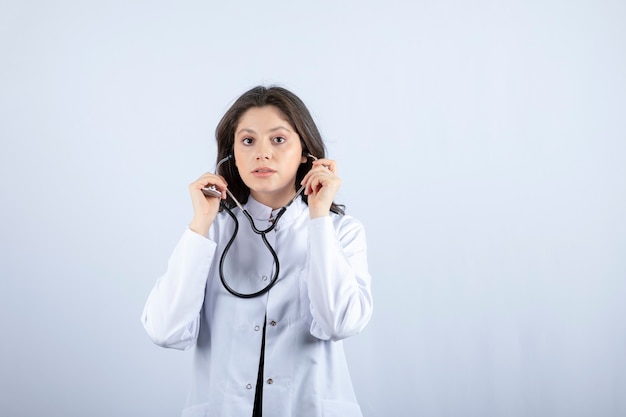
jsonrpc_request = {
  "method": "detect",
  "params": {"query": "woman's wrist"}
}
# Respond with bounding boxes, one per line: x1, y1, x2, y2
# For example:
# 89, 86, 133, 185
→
189, 217, 212, 236
309, 206, 330, 219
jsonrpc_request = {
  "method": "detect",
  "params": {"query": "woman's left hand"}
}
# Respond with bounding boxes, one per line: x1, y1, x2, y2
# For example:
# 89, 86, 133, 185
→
301, 158, 342, 219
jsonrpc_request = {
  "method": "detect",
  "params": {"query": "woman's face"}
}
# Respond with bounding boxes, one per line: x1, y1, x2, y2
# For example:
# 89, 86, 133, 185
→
233, 105, 307, 208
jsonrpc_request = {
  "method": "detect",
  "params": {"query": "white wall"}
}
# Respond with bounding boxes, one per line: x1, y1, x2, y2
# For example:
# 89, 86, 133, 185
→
1, 1, 624, 416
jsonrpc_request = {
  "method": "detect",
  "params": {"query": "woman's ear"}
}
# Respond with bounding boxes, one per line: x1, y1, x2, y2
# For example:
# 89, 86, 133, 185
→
301, 154, 308, 164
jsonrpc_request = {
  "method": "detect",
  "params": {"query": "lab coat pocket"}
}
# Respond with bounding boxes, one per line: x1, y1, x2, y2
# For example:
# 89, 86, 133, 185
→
181, 402, 210, 417
321, 399, 363, 417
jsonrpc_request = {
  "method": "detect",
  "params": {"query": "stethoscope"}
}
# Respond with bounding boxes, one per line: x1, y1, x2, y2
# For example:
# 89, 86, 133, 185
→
201, 153, 318, 298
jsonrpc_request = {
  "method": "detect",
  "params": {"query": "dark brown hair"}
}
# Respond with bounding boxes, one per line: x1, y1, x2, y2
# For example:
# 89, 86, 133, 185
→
215, 85, 344, 215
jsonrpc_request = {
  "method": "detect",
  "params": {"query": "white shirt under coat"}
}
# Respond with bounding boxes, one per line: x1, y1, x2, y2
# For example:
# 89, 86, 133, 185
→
141, 196, 373, 417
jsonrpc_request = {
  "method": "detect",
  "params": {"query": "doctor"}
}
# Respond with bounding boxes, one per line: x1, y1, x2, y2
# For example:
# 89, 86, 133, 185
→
141, 85, 373, 417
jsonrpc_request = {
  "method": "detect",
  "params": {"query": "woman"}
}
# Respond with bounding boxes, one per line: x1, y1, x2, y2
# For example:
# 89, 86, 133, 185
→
141, 85, 373, 417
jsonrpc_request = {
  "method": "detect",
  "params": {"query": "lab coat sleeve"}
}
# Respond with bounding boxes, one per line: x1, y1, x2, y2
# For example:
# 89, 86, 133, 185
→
141, 228, 216, 350
306, 216, 373, 341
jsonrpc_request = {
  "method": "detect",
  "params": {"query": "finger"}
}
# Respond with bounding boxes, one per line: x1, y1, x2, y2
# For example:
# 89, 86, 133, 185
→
312, 159, 337, 174
191, 174, 227, 190
307, 171, 335, 195
301, 165, 334, 187
306, 176, 322, 196
300, 170, 321, 190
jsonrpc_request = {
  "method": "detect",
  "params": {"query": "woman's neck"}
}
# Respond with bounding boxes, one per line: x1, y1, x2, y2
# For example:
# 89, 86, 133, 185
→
249, 188, 299, 210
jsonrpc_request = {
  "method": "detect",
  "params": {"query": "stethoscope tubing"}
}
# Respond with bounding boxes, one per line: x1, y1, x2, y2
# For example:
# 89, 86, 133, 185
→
214, 153, 318, 298
219, 202, 281, 298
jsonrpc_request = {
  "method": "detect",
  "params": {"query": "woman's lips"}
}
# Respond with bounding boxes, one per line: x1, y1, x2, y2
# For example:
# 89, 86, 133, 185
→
252, 167, 276, 177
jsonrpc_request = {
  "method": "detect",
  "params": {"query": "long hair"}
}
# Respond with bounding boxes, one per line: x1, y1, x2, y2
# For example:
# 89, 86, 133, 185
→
215, 85, 345, 215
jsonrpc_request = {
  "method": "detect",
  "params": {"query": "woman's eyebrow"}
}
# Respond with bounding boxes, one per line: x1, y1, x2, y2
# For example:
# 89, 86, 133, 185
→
236, 126, 292, 135
268, 126, 292, 133
236, 128, 257, 135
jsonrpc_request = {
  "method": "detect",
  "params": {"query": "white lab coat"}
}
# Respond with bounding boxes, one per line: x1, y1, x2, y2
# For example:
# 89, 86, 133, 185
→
141, 196, 373, 417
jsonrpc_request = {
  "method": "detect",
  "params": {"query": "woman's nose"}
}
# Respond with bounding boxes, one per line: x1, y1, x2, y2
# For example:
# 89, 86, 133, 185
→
256, 142, 271, 159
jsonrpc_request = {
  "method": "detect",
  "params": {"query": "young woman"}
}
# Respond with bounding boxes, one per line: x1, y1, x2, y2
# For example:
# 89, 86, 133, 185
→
141, 86, 373, 417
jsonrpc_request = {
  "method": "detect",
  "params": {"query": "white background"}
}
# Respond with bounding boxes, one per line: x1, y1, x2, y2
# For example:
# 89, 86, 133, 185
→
1, 1, 625, 416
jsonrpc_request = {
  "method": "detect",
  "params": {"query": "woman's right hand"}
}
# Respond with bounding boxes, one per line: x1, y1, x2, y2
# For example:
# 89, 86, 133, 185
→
188, 173, 227, 236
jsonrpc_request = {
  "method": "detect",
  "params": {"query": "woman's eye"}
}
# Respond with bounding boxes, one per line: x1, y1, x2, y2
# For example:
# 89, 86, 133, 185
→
242, 137, 254, 145
273, 136, 286, 144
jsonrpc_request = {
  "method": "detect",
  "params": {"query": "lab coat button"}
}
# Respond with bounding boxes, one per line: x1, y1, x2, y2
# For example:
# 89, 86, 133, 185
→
269, 320, 277, 326
266, 378, 273, 385
262, 275, 268, 281
254, 325, 260, 331
246, 384, 252, 389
